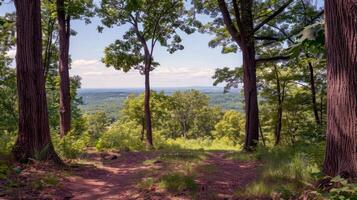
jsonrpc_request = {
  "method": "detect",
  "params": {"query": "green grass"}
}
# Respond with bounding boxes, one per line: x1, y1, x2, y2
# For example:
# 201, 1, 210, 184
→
235, 143, 324, 199
159, 172, 198, 194
224, 151, 257, 161
137, 177, 155, 190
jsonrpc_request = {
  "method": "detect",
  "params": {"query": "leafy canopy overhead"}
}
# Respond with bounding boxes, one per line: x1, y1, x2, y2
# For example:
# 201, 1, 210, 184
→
98, 0, 196, 73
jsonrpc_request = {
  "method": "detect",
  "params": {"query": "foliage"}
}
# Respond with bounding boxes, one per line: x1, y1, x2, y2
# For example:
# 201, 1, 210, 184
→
98, 0, 195, 73
213, 110, 244, 142
235, 142, 325, 199
167, 90, 223, 139
85, 112, 110, 145
95, 121, 147, 151
0, 13, 17, 134
52, 132, 89, 159
326, 176, 357, 200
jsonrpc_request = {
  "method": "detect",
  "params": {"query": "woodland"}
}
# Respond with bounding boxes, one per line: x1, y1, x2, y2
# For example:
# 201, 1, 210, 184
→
0, 0, 356, 199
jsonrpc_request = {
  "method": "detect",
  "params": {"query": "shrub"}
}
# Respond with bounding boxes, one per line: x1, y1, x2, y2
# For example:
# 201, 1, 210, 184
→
0, 131, 16, 154
52, 132, 89, 159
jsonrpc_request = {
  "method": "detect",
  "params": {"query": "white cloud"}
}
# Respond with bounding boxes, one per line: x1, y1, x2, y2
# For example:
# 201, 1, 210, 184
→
72, 59, 100, 67
70, 58, 217, 88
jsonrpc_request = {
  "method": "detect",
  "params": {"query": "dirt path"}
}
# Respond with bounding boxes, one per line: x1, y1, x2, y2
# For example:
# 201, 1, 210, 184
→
52, 151, 258, 200
195, 152, 258, 199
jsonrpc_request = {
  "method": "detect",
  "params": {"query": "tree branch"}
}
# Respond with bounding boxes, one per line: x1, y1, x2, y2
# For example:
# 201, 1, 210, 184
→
256, 55, 290, 63
253, 0, 294, 32
254, 36, 280, 41
217, 0, 241, 44
232, 0, 242, 32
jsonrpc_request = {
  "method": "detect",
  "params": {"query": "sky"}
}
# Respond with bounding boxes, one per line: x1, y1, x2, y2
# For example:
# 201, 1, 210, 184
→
0, 1, 242, 88
0, 0, 323, 89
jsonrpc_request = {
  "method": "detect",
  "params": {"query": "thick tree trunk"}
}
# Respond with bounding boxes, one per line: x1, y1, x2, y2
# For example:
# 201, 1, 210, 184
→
240, 0, 259, 151
12, 0, 61, 164
323, 0, 357, 178
308, 62, 321, 125
57, 0, 71, 137
242, 45, 260, 151
144, 62, 153, 148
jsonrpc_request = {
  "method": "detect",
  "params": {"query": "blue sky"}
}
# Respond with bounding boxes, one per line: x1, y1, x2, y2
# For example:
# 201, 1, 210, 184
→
0, 1, 241, 88
0, 0, 323, 88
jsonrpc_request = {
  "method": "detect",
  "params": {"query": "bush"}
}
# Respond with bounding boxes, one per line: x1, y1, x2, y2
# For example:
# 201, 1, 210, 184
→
164, 136, 241, 151
0, 131, 16, 154
52, 132, 89, 159
96, 121, 146, 151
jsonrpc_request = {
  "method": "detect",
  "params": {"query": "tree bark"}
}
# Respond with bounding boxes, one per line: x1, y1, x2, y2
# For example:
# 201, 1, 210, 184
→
241, 0, 260, 151
12, 0, 61, 164
57, 0, 71, 137
323, 0, 357, 178
242, 45, 260, 150
144, 59, 153, 148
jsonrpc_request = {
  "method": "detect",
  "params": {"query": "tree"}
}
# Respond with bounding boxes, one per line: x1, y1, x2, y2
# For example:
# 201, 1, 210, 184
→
12, 0, 61, 163
323, 0, 357, 178
192, 0, 299, 150
213, 110, 244, 142
202, 0, 324, 149
56, 0, 94, 137
98, 0, 194, 147
121, 91, 172, 141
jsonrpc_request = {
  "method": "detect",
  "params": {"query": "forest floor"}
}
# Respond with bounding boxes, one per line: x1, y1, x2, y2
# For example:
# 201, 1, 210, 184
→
0, 150, 259, 200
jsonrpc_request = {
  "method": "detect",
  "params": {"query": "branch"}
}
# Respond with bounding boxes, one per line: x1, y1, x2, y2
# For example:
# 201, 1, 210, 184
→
217, 0, 240, 44
232, 0, 242, 32
253, 0, 294, 32
256, 55, 290, 63
254, 36, 280, 41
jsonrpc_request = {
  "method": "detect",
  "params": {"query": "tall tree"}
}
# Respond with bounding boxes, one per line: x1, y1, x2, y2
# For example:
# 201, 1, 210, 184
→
56, 0, 94, 137
57, 0, 71, 137
193, 0, 298, 150
98, 0, 194, 147
12, 0, 61, 163
198, 0, 323, 149
323, 0, 357, 178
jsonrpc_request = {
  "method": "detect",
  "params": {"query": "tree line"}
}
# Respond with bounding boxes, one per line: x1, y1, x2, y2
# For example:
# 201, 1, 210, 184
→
0, 0, 356, 178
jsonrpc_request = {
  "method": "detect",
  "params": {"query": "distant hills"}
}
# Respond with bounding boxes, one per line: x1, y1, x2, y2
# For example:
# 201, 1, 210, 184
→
78, 87, 243, 120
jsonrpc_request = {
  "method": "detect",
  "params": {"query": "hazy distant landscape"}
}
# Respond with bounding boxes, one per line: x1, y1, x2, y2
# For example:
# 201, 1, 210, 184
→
78, 87, 243, 119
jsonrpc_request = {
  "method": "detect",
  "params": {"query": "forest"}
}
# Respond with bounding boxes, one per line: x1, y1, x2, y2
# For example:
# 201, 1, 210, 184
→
0, 0, 356, 199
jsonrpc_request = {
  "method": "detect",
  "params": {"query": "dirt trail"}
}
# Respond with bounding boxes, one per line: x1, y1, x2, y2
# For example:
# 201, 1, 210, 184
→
195, 152, 258, 199
53, 151, 257, 200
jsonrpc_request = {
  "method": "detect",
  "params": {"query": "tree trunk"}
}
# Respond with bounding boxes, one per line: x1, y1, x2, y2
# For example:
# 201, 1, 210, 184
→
308, 62, 321, 125
323, 0, 357, 178
242, 45, 260, 151
57, 0, 71, 137
144, 61, 153, 148
217, 0, 260, 151
240, 0, 259, 151
141, 119, 145, 141
274, 65, 282, 146
12, 0, 61, 164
